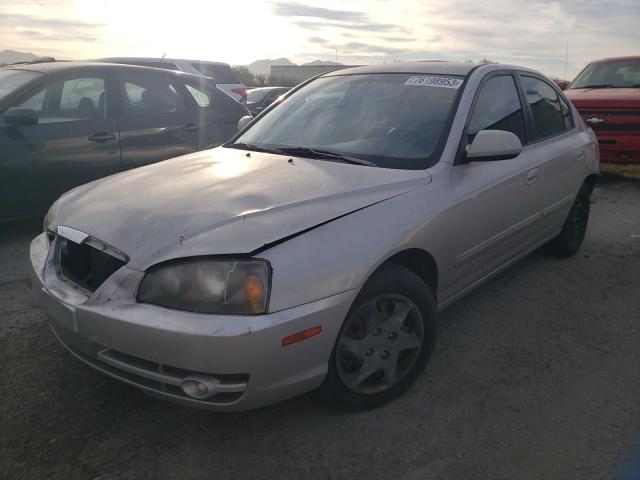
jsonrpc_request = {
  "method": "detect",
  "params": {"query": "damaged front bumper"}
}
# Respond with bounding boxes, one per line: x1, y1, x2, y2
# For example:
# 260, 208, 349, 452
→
29, 232, 354, 411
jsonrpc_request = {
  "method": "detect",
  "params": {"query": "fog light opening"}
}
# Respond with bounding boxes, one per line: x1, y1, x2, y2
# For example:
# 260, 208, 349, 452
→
180, 375, 221, 399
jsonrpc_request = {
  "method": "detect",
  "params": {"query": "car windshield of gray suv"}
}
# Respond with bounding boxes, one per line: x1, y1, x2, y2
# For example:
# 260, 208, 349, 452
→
232, 73, 463, 169
571, 60, 640, 89
0, 69, 42, 101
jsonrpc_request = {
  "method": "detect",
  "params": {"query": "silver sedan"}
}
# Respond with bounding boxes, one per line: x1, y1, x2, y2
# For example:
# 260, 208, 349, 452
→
30, 62, 599, 411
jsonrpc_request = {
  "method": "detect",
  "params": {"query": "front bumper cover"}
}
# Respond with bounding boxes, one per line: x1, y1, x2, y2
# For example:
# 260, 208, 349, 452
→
30, 232, 355, 411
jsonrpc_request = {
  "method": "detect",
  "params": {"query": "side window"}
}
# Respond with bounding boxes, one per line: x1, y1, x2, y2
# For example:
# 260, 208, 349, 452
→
121, 73, 185, 115
18, 77, 106, 124
522, 76, 568, 139
468, 75, 526, 143
185, 84, 211, 107
19, 89, 46, 112
559, 95, 574, 130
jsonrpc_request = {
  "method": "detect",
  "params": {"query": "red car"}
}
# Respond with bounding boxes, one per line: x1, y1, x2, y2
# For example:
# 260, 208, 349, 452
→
564, 56, 640, 163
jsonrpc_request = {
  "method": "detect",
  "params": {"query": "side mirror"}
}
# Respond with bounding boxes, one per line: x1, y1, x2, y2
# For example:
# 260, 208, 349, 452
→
5, 107, 38, 127
237, 115, 253, 132
466, 129, 522, 161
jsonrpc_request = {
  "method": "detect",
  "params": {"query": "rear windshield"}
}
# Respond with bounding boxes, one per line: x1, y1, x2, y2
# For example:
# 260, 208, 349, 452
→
0, 69, 42, 102
191, 63, 239, 83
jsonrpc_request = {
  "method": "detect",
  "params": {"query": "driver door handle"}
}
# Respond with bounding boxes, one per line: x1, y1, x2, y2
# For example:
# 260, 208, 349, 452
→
183, 123, 199, 132
88, 132, 116, 142
526, 168, 538, 185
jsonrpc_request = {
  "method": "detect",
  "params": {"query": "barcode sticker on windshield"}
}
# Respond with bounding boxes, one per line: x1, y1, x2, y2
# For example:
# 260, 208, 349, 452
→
405, 76, 463, 89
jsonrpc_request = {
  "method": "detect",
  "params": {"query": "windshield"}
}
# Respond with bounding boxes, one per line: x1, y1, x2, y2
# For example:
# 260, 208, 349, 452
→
232, 73, 464, 169
571, 60, 640, 89
247, 88, 272, 103
0, 69, 42, 102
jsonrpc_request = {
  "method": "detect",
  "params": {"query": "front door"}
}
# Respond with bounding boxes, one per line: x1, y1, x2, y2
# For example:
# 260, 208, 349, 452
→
0, 72, 120, 219
445, 73, 545, 297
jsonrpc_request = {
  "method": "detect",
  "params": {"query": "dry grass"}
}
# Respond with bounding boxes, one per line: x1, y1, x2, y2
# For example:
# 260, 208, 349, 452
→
600, 162, 640, 181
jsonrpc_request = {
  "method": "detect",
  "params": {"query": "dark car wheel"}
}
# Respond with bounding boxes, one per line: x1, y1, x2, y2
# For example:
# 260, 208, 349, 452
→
546, 183, 591, 258
321, 263, 437, 411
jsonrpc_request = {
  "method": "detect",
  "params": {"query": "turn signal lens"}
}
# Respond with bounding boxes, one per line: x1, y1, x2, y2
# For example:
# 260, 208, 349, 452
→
244, 274, 265, 313
282, 326, 322, 346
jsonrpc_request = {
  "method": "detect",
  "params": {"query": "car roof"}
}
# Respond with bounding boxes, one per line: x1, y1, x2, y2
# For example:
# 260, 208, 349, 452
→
322, 61, 479, 77
97, 57, 230, 66
588, 56, 640, 64
248, 86, 289, 91
3, 61, 213, 81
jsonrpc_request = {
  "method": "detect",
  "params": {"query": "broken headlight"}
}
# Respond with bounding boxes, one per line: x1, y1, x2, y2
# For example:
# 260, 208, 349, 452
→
137, 258, 271, 315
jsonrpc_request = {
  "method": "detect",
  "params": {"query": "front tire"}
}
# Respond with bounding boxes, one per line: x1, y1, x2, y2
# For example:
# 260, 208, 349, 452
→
321, 263, 437, 411
546, 183, 591, 257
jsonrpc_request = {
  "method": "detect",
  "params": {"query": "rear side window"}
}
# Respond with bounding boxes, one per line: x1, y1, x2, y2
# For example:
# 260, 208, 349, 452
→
120, 72, 184, 115
522, 76, 569, 140
190, 63, 239, 83
185, 84, 211, 107
468, 75, 526, 143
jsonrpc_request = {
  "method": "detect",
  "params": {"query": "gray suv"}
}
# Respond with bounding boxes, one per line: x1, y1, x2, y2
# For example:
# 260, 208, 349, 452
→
0, 62, 249, 221
98, 57, 248, 103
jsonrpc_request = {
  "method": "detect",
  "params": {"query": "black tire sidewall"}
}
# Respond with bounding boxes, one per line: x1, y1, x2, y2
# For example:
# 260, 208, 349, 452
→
547, 183, 591, 257
321, 263, 437, 411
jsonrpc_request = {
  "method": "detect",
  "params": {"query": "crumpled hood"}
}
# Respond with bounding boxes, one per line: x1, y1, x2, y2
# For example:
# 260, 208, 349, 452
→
51, 147, 429, 270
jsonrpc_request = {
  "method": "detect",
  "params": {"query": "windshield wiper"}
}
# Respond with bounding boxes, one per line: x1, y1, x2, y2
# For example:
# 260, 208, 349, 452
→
227, 142, 287, 155
276, 146, 377, 166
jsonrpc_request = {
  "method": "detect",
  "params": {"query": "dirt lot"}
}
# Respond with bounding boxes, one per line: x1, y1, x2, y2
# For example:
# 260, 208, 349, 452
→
1, 175, 639, 480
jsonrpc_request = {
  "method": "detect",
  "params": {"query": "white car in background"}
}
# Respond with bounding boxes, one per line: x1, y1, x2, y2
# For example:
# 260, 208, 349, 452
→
97, 57, 248, 103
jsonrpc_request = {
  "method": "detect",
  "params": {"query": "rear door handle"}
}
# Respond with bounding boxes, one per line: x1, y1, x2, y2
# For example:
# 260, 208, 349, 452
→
88, 132, 116, 142
183, 123, 199, 132
526, 168, 538, 185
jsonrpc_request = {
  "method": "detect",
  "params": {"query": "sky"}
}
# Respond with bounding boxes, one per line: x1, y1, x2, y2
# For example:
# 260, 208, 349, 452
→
1, 0, 638, 79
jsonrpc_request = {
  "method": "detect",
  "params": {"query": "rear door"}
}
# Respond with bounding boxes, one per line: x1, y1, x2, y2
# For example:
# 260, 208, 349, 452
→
518, 74, 585, 236
115, 69, 197, 170
447, 73, 545, 295
0, 70, 120, 218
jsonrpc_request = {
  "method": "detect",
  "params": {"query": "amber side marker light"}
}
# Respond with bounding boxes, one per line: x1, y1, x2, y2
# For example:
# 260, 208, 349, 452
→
282, 326, 322, 346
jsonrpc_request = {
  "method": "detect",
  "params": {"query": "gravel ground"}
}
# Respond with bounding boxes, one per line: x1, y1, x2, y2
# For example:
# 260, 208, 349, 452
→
1, 174, 639, 480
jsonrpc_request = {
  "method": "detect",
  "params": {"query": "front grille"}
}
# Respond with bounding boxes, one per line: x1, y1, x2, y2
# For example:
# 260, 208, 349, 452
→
580, 110, 640, 117
58, 237, 126, 292
597, 124, 640, 132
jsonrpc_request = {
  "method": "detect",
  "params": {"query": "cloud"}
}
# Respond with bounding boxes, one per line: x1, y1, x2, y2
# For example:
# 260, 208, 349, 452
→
294, 20, 410, 34
0, 13, 104, 31
341, 41, 406, 55
0, 12, 106, 58
273, 2, 410, 34
270, 3, 367, 22
307, 36, 329, 45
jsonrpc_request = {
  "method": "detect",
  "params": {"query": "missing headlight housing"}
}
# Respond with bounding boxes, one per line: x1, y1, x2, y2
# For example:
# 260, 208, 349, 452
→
137, 258, 271, 315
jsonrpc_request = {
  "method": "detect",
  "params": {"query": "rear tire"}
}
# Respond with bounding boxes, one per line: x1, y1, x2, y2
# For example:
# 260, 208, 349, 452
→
546, 183, 591, 257
321, 263, 437, 411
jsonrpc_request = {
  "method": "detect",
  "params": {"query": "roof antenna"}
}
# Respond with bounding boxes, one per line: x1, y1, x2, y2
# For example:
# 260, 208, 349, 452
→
160, 52, 166, 63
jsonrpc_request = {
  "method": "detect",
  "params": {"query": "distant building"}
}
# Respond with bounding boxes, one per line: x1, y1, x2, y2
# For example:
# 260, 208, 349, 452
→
270, 65, 361, 85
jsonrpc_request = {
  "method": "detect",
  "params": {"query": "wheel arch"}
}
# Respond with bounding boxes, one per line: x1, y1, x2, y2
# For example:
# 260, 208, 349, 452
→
584, 173, 598, 194
374, 248, 439, 300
